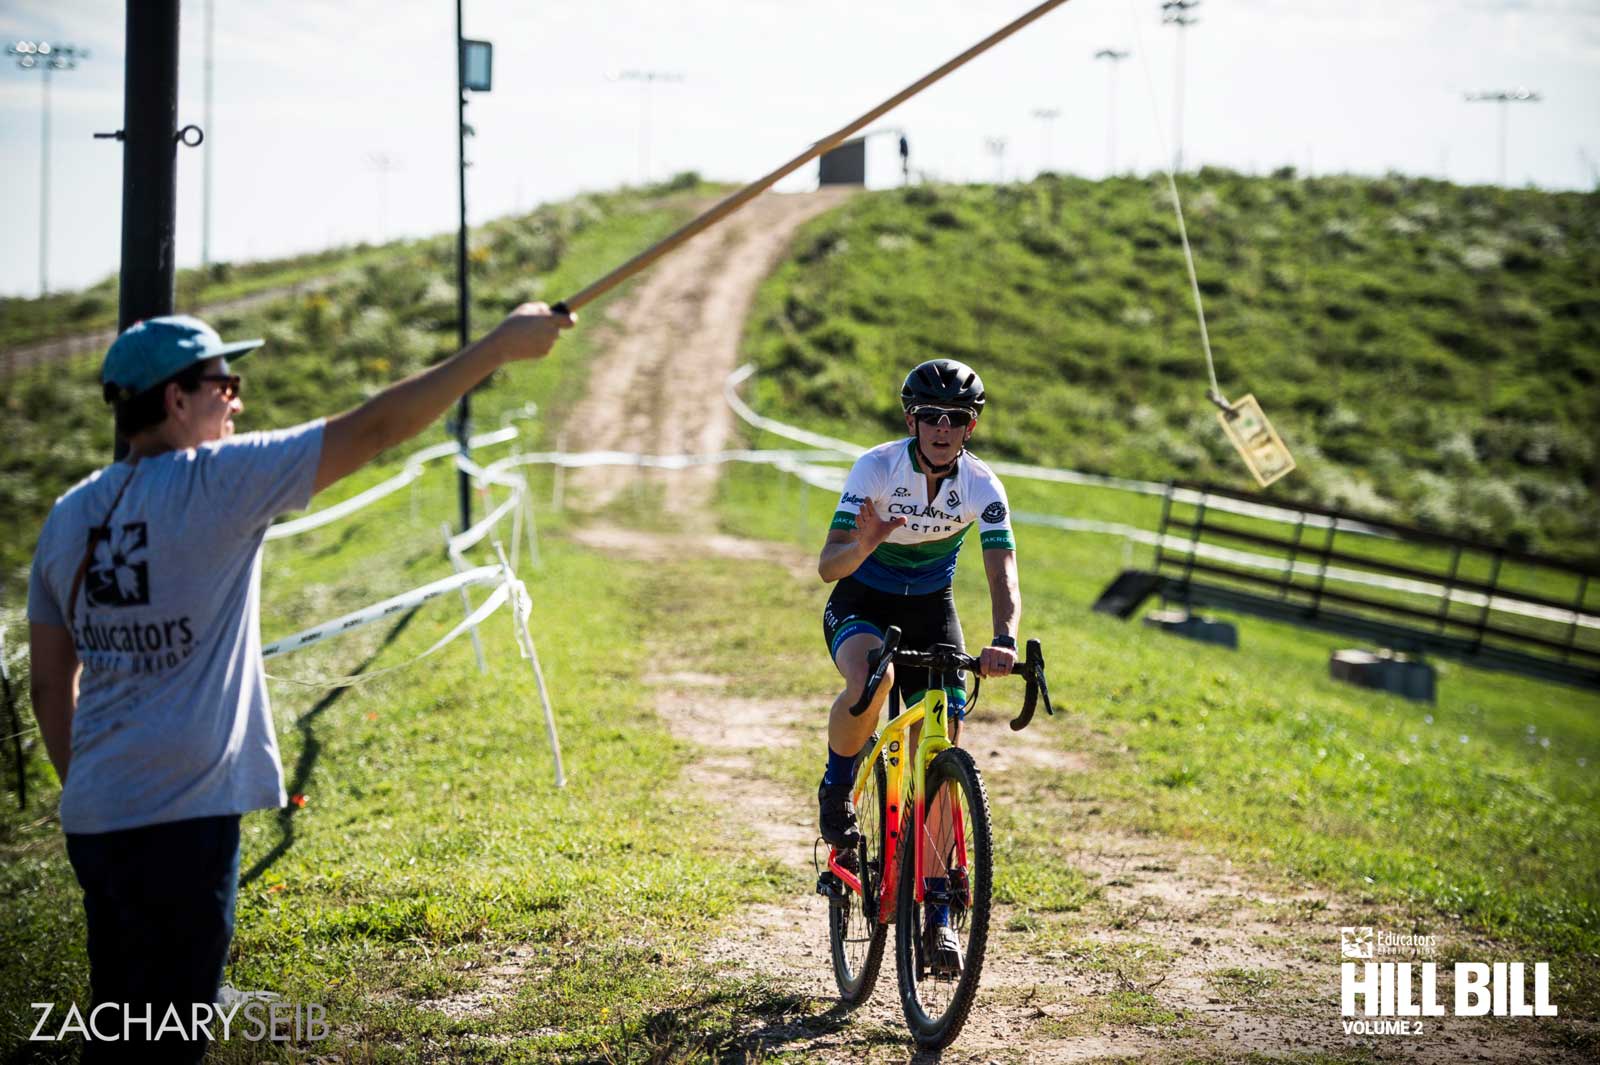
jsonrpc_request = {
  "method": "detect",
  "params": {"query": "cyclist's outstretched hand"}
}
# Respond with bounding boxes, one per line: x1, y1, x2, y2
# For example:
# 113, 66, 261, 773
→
856, 498, 907, 546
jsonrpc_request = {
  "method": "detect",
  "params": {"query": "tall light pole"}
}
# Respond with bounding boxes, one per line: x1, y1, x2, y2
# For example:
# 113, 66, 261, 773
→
201, 0, 214, 269
1094, 48, 1129, 177
1465, 88, 1541, 186
1031, 107, 1060, 175
8, 40, 88, 297
985, 137, 1008, 184
609, 70, 685, 185
1161, 1, 1199, 173
367, 153, 404, 243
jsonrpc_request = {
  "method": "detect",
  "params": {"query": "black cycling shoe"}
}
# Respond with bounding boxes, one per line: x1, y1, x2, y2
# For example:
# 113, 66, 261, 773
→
818, 779, 861, 848
925, 917, 963, 978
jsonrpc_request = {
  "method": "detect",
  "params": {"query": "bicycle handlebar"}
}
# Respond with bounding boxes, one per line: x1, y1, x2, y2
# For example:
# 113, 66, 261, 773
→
845, 625, 1055, 731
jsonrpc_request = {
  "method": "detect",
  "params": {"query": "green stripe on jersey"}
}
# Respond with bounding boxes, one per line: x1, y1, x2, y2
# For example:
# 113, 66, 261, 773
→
981, 529, 1015, 550
831, 510, 857, 531
871, 525, 971, 567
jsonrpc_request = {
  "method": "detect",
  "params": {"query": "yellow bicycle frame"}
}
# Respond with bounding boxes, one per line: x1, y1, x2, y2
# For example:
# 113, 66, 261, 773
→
833, 687, 965, 924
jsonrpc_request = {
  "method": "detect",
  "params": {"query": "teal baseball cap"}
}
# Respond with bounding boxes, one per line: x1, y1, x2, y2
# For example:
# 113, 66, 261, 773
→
101, 315, 264, 401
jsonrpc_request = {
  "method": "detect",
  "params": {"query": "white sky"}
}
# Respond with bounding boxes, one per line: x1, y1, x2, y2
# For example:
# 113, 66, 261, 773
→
1, 0, 1597, 297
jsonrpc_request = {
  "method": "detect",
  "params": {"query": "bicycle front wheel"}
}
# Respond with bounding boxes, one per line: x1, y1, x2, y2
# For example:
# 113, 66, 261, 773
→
894, 746, 993, 1050
829, 742, 889, 1004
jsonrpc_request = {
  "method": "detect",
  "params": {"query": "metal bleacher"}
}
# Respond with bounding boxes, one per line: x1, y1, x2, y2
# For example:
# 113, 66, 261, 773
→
1093, 481, 1600, 691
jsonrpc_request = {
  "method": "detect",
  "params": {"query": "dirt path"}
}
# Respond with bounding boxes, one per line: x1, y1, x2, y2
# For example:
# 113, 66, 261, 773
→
556, 191, 1575, 1062
638, 661, 1567, 1064
564, 189, 852, 521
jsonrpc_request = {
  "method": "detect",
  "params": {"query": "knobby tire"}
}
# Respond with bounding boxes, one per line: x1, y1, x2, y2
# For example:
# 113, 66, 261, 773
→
894, 746, 992, 1050
829, 741, 889, 1005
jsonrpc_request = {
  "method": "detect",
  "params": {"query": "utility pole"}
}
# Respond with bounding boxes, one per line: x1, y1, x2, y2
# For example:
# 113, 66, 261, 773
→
201, 0, 214, 269
8, 39, 88, 297
454, 10, 494, 532
1465, 88, 1540, 186
1031, 107, 1060, 175
1094, 48, 1129, 177
985, 137, 1008, 184
1161, 1, 1199, 173
608, 70, 685, 185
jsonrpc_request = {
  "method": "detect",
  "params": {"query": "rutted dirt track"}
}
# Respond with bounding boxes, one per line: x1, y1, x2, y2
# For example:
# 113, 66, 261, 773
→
566, 188, 853, 519
564, 192, 1574, 1062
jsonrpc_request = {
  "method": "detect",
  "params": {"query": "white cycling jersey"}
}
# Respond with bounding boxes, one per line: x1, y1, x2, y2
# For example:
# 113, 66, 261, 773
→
830, 438, 1016, 595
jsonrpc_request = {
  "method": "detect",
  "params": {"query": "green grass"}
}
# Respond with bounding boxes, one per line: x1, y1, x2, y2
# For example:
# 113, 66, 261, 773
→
4, 170, 1599, 1058
1, 244, 396, 352
711, 423, 1600, 1014
739, 171, 1600, 563
2, 174, 819, 1062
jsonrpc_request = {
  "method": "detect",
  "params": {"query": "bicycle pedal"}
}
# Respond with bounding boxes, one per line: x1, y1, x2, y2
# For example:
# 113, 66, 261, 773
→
815, 871, 848, 904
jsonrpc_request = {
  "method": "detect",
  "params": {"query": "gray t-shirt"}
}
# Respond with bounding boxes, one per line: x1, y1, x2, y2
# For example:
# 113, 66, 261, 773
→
27, 420, 325, 834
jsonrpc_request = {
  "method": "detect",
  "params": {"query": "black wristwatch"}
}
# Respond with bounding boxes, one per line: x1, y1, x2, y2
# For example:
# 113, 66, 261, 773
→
990, 634, 1017, 650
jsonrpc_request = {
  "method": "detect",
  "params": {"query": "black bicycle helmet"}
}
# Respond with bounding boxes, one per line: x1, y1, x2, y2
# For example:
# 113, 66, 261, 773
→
900, 359, 986, 413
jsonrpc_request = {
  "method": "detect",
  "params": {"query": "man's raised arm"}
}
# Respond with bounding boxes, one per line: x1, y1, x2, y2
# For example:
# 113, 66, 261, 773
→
314, 303, 574, 494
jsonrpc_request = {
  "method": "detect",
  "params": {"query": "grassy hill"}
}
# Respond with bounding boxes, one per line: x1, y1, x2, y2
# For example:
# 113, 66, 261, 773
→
738, 170, 1599, 562
2, 174, 1597, 1058
0, 174, 715, 602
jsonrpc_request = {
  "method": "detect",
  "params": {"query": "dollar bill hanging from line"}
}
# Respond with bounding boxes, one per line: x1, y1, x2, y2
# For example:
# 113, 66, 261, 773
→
1217, 394, 1296, 488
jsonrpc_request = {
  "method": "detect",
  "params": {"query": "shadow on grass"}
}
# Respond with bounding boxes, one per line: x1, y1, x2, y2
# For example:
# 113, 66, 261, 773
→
631, 982, 920, 1063
241, 606, 420, 888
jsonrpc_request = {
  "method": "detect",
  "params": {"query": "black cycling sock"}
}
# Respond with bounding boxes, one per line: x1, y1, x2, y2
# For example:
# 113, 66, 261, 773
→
823, 746, 856, 787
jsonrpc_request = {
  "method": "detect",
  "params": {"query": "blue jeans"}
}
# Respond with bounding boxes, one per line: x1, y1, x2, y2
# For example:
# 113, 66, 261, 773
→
65, 814, 241, 1064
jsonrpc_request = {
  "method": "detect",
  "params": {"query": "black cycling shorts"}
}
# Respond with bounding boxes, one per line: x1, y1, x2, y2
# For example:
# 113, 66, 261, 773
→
822, 576, 966, 706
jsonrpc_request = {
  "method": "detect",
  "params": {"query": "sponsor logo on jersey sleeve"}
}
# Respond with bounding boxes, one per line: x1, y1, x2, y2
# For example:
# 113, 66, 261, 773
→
982, 501, 1008, 525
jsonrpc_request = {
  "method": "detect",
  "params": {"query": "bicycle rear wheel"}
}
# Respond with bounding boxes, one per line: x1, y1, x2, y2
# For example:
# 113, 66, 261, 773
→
894, 746, 992, 1050
828, 741, 889, 1004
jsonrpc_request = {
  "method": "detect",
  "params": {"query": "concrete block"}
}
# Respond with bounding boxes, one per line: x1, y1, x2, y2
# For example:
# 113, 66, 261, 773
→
1329, 649, 1436, 704
1143, 609, 1239, 650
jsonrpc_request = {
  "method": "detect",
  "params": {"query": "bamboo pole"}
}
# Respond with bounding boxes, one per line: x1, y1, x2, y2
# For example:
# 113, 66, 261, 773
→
553, 0, 1075, 314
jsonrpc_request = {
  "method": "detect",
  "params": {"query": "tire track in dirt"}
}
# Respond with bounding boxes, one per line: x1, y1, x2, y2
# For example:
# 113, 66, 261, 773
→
564, 189, 853, 520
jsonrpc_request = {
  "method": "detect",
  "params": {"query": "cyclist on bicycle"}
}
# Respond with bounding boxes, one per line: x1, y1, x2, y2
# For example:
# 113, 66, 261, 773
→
817, 358, 1019, 973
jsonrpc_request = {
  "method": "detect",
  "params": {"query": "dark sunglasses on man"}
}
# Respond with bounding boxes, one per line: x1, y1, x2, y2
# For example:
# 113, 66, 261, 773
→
910, 404, 974, 428
199, 373, 243, 401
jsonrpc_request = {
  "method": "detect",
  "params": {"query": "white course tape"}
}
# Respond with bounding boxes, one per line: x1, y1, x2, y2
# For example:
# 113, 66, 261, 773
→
408, 426, 520, 467
269, 579, 519, 689
449, 493, 522, 558
724, 364, 1386, 537
266, 428, 522, 542
484, 447, 854, 478
262, 565, 504, 658
1014, 511, 1600, 632
266, 465, 424, 541
456, 453, 529, 492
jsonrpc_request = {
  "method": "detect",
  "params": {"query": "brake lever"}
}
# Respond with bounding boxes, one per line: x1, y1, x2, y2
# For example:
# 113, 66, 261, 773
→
1008, 639, 1051, 731
847, 625, 902, 716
